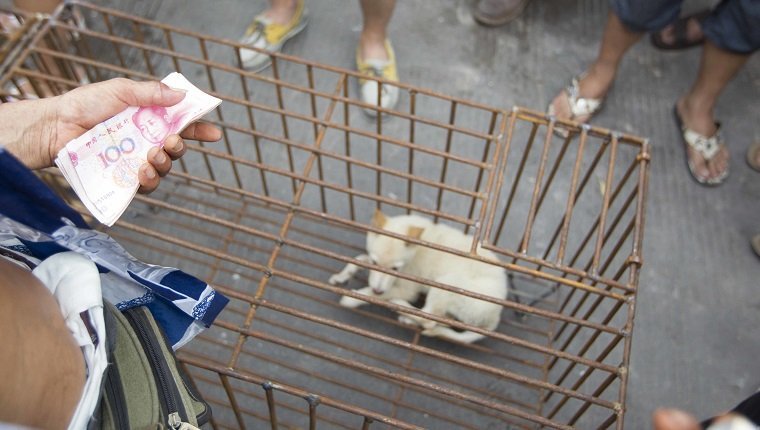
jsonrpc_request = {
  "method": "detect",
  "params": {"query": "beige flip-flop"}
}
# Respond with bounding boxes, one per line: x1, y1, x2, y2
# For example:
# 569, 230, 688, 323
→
673, 105, 728, 186
547, 75, 604, 138
751, 234, 760, 258
746, 141, 760, 172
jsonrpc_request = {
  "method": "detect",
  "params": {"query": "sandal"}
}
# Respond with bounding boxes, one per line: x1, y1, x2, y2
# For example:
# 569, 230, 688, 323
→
672, 104, 728, 186
746, 141, 760, 173
547, 75, 604, 136
651, 9, 710, 51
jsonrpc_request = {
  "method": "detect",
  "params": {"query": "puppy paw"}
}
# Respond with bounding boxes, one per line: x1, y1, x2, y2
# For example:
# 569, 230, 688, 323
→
339, 295, 365, 308
398, 314, 419, 326
329, 273, 349, 285
420, 320, 437, 331
389, 298, 412, 308
421, 326, 441, 337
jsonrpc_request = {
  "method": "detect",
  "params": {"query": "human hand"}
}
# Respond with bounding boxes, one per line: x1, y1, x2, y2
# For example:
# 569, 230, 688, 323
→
0, 78, 222, 193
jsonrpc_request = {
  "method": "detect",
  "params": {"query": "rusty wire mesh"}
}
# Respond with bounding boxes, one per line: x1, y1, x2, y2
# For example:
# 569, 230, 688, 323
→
0, 2, 651, 429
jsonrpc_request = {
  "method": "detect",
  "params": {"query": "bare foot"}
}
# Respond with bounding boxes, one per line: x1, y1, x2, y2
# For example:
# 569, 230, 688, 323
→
548, 62, 615, 122
676, 97, 729, 183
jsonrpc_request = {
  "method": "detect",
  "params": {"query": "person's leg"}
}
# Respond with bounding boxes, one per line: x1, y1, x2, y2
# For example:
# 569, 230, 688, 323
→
701, 0, 760, 56
675, 40, 748, 181
356, 0, 399, 114
0, 258, 85, 429
548, 11, 643, 121
548, 0, 683, 122
675, 0, 760, 182
238, 0, 308, 70
259, 0, 298, 25
358, 0, 396, 62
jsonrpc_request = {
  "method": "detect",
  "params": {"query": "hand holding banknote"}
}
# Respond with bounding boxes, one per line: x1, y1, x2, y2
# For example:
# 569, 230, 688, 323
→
0, 76, 221, 193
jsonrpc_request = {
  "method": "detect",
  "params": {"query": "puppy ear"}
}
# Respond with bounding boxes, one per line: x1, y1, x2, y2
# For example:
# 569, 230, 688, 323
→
371, 209, 387, 228
407, 226, 424, 241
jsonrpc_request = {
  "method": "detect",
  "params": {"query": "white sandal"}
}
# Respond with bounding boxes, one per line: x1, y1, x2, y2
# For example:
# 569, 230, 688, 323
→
547, 75, 604, 136
673, 105, 729, 186
548, 75, 604, 121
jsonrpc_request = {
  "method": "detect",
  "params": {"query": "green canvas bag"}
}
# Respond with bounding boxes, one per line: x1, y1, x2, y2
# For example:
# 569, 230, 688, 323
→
95, 302, 211, 430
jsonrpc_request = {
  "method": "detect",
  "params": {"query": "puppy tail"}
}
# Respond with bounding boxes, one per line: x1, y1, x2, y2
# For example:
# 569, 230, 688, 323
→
425, 326, 486, 344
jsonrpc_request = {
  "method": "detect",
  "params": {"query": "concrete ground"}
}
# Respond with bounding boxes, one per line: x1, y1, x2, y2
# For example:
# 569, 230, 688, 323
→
7, 0, 759, 428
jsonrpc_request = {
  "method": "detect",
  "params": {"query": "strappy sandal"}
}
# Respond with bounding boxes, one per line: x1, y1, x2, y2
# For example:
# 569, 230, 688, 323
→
651, 10, 710, 51
746, 141, 760, 173
673, 105, 728, 186
547, 75, 604, 137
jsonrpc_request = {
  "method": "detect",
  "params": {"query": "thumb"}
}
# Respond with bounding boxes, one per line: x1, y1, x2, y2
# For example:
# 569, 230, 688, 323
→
105, 78, 186, 107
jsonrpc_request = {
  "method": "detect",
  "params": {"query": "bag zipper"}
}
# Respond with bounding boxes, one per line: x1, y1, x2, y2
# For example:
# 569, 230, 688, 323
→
123, 308, 188, 428
168, 412, 201, 430
177, 362, 211, 425
104, 363, 130, 429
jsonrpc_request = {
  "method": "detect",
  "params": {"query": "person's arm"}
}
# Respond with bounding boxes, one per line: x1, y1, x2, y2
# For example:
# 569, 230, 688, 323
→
0, 78, 222, 193
0, 257, 85, 429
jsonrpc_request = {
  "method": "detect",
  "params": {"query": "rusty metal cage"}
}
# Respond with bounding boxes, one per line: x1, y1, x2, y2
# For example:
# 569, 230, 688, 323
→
0, 2, 651, 428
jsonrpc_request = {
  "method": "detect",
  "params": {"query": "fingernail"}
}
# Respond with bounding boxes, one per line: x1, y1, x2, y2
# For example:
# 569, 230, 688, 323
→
144, 165, 156, 179
154, 151, 167, 164
171, 137, 184, 152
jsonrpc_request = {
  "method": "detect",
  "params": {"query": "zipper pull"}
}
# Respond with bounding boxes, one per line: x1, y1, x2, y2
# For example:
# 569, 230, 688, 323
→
168, 412, 201, 430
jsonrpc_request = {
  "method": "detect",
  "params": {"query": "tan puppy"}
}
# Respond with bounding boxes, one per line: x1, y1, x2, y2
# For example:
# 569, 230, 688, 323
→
329, 210, 508, 343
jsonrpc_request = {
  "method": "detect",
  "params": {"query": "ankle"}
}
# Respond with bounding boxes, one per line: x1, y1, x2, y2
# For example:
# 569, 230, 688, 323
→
588, 61, 618, 80
266, 0, 297, 24
678, 96, 717, 135
359, 33, 388, 61
680, 93, 715, 117
577, 62, 617, 99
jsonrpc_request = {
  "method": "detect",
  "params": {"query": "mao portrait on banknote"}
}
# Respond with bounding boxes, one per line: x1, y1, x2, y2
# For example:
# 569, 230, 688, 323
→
132, 104, 195, 145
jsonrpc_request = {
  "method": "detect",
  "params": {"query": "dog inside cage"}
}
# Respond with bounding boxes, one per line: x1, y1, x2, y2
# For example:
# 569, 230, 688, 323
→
329, 208, 509, 345
0, 2, 650, 429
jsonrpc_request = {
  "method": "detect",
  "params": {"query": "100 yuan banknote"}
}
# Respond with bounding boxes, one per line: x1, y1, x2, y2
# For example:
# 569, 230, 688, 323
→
55, 73, 222, 226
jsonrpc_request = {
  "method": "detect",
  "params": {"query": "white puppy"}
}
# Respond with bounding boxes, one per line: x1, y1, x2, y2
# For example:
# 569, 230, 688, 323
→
329, 210, 508, 343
